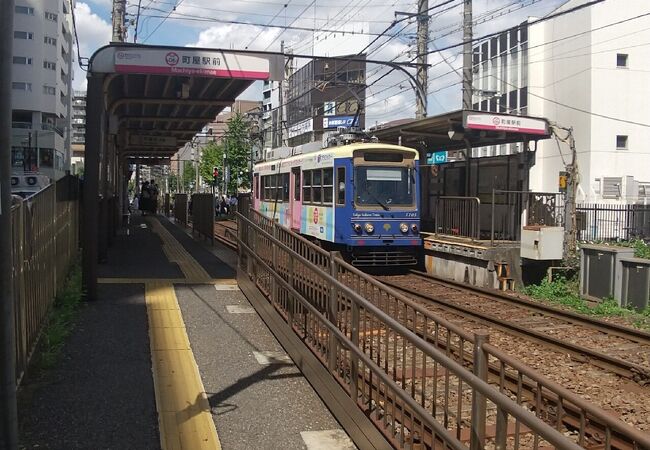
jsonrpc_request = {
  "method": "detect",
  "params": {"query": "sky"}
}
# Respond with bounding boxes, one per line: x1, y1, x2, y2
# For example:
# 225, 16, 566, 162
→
73, 0, 567, 126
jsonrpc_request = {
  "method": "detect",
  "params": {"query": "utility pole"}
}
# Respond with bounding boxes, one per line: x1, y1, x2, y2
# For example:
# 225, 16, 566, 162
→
0, 1, 19, 448
111, 0, 127, 43
553, 126, 578, 263
279, 41, 286, 147
462, 0, 473, 110
415, 0, 428, 119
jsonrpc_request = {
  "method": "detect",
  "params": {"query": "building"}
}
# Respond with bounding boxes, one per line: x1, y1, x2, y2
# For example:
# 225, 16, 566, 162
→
11, 0, 75, 180
71, 90, 85, 174
261, 80, 281, 151
471, 0, 650, 204
285, 55, 366, 147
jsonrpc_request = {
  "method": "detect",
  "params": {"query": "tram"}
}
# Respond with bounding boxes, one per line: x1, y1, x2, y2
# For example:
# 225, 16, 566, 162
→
252, 130, 421, 266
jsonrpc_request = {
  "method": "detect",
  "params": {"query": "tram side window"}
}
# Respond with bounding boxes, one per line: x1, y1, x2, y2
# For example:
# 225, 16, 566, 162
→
323, 168, 333, 204
282, 173, 290, 202
303, 170, 312, 202
254, 174, 259, 199
312, 170, 322, 203
336, 167, 345, 205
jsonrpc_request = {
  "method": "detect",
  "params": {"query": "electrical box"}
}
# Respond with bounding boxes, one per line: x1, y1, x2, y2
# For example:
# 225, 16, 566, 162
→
520, 226, 564, 260
619, 257, 650, 310
580, 244, 634, 302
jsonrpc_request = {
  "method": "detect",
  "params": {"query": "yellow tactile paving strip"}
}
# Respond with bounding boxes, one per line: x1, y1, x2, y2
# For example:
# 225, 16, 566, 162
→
149, 218, 213, 282
146, 281, 221, 450
99, 217, 231, 450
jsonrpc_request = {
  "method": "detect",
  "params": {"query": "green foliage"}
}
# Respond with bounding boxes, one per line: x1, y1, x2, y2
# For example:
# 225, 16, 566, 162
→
168, 173, 178, 192
199, 141, 225, 187
630, 239, 650, 259
223, 112, 252, 192
524, 276, 650, 330
38, 264, 84, 369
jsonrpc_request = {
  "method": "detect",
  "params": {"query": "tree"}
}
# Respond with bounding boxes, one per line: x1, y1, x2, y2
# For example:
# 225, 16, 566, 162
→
199, 141, 225, 188
223, 112, 251, 192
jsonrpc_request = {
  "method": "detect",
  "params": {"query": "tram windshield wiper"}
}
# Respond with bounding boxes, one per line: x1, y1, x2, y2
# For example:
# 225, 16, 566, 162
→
367, 191, 390, 211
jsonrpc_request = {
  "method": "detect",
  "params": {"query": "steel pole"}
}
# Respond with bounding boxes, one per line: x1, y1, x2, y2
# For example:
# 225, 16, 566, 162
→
415, 0, 428, 119
462, 0, 473, 110
0, 0, 19, 447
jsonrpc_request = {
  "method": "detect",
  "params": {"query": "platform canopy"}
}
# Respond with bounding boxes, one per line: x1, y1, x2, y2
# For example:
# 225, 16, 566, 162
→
82, 44, 284, 299
371, 109, 551, 152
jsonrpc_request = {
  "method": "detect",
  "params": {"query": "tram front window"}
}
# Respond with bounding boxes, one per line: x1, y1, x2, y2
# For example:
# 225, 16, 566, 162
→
354, 167, 414, 209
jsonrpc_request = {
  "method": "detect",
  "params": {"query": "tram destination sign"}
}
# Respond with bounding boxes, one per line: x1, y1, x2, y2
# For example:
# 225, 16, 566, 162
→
463, 112, 548, 135
114, 49, 270, 80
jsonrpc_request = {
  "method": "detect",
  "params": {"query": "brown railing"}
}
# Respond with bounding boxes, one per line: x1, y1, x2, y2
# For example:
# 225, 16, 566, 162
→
11, 176, 80, 385
237, 210, 650, 450
434, 196, 481, 240
576, 203, 650, 242
237, 211, 589, 450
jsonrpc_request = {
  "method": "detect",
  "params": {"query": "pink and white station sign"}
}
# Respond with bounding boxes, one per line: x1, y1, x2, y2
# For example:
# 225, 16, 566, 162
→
464, 112, 548, 135
114, 49, 270, 80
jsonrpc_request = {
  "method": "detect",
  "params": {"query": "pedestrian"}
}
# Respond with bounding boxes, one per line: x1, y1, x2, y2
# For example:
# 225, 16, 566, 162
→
140, 181, 151, 216
131, 194, 139, 215
149, 179, 159, 214
220, 196, 229, 215
229, 194, 238, 215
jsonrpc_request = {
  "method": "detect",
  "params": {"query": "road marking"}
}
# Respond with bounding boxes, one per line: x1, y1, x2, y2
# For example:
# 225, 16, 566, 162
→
252, 351, 293, 366
225, 305, 255, 314
146, 281, 221, 450
300, 430, 356, 450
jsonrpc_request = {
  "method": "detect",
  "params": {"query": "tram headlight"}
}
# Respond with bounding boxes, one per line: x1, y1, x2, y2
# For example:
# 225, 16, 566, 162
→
364, 223, 375, 234
411, 224, 418, 233
399, 223, 409, 233
353, 223, 362, 233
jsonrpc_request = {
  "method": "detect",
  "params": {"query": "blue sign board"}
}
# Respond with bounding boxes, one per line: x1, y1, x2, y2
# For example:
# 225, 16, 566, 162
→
323, 115, 359, 129
426, 151, 448, 165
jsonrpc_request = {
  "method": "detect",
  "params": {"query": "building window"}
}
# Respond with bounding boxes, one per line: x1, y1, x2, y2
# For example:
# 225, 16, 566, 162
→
14, 31, 34, 39
616, 53, 628, 68
12, 82, 32, 91
44, 61, 56, 70
616, 135, 628, 149
44, 36, 57, 45
13, 56, 32, 65
15, 5, 34, 14
43, 85, 56, 95
45, 11, 58, 21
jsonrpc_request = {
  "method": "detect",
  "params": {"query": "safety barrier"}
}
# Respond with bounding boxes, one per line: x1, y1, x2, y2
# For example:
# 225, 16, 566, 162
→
236, 211, 593, 450
190, 193, 215, 243
172, 193, 188, 226
434, 196, 481, 240
11, 175, 80, 385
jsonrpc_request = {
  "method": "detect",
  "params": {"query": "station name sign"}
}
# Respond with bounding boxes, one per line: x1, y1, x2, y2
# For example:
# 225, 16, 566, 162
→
115, 49, 270, 80
129, 134, 177, 147
464, 113, 548, 135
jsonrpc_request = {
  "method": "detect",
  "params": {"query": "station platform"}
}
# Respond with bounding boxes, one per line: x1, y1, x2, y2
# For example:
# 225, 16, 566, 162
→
18, 215, 355, 450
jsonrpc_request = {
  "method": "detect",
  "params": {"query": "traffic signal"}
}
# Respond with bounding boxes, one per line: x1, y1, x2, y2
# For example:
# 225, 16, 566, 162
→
212, 167, 219, 186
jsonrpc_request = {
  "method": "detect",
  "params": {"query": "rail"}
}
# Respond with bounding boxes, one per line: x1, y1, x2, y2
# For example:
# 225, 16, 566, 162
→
11, 175, 80, 385
434, 196, 481, 240
237, 210, 586, 450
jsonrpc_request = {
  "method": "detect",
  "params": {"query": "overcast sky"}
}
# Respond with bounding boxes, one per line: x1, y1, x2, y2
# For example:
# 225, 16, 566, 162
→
74, 0, 567, 125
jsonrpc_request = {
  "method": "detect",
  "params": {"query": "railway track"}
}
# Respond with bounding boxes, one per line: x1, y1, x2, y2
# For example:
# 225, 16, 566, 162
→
213, 219, 238, 251
377, 271, 650, 384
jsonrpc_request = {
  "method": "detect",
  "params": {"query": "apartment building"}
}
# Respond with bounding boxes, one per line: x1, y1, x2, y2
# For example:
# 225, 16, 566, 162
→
471, 0, 650, 204
11, 0, 75, 180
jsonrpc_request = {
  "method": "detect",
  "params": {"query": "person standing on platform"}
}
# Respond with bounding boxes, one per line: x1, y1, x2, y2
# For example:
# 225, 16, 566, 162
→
229, 194, 238, 215
140, 181, 151, 216
149, 179, 159, 215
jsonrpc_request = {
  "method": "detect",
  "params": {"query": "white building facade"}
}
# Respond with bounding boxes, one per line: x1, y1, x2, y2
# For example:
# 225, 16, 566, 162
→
472, 0, 650, 204
11, 0, 75, 180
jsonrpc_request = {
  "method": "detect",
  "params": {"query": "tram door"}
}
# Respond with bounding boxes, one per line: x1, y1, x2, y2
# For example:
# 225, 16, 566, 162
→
290, 167, 302, 231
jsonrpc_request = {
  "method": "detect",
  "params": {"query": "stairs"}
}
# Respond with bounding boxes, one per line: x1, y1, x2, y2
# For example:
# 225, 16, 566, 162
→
495, 261, 516, 291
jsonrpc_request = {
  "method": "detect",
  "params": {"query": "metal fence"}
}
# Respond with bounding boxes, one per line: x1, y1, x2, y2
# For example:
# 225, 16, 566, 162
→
434, 196, 481, 240
490, 191, 563, 244
576, 203, 650, 242
235, 211, 650, 449
11, 175, 80, 385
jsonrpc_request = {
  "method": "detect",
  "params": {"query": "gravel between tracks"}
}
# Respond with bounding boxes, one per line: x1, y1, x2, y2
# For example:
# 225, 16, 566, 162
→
378, 274, 650, 432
